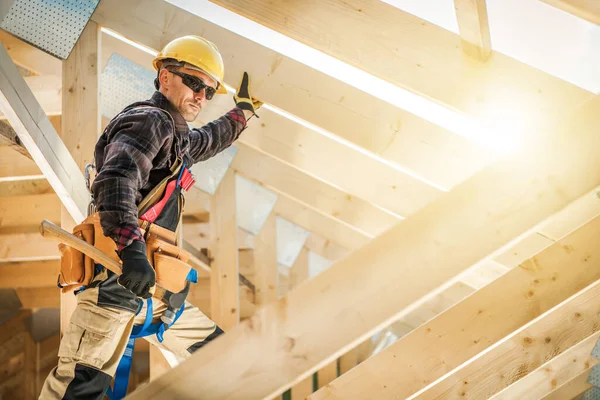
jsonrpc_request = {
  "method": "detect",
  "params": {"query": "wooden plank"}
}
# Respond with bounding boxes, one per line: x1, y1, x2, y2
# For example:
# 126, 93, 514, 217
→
493, 232, 555, 268
254, 212, 277, 306
92, 0, 493, 191
0, 147, 41, 179
289, 247, 314, 399
62, 21, 99, 167
0, 76, 63, 118
22, 332, 38, 399
539, 187, 600, 240
0, 120, 30, 159
491, 331, 600, 400
0, 193, 60, 228
303, 234, 348, 262
233, 144, 400, 237
0, 230, 59, 261
0, 31, 61, 76
540, 366, 593, 400
310, 212, 600, 400
0, 177, 52, 197
538, 0, 600, 25
0, 43, 88, 222
338, 349, 358, 375
16, 287, 58, 308
0, 260, 60, 288
209, 168, 239, 330
460, 259, 509, 289
318, 362, 337, 389
183, 222, 254, 251
416, 279, 600, 398
454, 0, 492, 61
60, 20, 100, 332
206, 0, 592, 124
126, 97, 600, 400
274, 195, 370, 251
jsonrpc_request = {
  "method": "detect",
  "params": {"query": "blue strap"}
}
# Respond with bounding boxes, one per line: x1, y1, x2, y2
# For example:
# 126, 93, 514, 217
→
107, 268, 197, 399
106, 337, 135, 399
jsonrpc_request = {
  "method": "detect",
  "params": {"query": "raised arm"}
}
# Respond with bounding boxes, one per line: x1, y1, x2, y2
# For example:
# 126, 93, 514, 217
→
189, 72, 262, 162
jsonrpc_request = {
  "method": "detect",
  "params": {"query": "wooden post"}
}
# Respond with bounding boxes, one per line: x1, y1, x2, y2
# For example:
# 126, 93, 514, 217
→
254, 212, 277, 306
454, 0, 492, 61
290, 247, 314, 399
210, 167, 239, 330
60, 21, 100, 332
22, 332, 39, 399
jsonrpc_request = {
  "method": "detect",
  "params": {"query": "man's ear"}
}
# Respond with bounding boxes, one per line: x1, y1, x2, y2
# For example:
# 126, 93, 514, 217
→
158, 68, 170, 89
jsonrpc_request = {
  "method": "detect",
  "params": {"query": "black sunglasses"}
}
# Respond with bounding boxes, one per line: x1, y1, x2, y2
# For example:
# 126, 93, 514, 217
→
168, 70, 216, 100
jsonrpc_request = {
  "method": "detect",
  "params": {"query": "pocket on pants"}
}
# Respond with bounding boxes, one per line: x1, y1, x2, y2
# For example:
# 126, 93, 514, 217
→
58, 306, 121, 370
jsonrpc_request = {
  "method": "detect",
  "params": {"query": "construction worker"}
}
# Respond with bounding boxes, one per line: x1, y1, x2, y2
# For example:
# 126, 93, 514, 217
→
40, 35, 261, 399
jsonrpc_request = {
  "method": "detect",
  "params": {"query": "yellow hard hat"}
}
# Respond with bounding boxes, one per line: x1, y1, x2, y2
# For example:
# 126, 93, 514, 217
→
153, 35, 227, 94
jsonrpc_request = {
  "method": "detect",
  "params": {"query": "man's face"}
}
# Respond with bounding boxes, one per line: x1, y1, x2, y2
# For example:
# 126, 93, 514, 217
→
158, 66, 217, 122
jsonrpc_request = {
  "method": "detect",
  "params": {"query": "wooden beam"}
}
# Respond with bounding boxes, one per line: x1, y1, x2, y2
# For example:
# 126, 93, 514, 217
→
491, 331, 600, 400
92, 0, 494, 191
303, 234, 348, 262
540, 366, 593, 400
417, 279, 600, 398
62, 21, 100, 168
233, 144, 400, 237
310, 211, 600, 400
289, 247, 315, 399
0, 42, 87, 222
0, 260, 60, 288
60, 20, 100, 332
0, 177, 52, 197
0, 120, 30, 159
16, 287, 58, 309
538, 0, 600, 25
253, 212, 277, 306
0, 31, 61, 76
0, 76, 63, 118
274, 195, 370, 251
22, 332, 38, 399
0, 193, 60, 228
205, 0, 592, 124
0, 147, 41, 179
454, 0, 492, 61
127, 96, 600, 399
209, 168, 239, 330
0, 229, 59, 261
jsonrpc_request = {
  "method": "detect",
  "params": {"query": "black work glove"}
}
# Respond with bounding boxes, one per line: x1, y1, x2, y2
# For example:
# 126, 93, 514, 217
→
234, 71, 263, 118
118, 240, 155, 299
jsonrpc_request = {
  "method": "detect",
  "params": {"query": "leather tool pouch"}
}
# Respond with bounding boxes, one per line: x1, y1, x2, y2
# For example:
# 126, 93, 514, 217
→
146, 234, 193, 293
58, 223, 95, 293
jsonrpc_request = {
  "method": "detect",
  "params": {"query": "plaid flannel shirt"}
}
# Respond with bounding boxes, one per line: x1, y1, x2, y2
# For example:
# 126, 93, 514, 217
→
91, 91, 246, 252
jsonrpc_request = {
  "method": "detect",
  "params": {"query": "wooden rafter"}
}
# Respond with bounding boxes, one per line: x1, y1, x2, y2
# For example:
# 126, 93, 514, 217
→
538, 0, 600, 25
311, 210, 600, 399
0, 42, 87, 222
203, 0, 592, 125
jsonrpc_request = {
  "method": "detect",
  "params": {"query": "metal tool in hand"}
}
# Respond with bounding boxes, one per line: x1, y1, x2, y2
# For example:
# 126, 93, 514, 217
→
39, 220, 188, 326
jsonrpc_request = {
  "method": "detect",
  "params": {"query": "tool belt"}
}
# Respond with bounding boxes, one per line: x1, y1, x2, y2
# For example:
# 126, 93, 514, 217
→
58, 212, 193, 295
